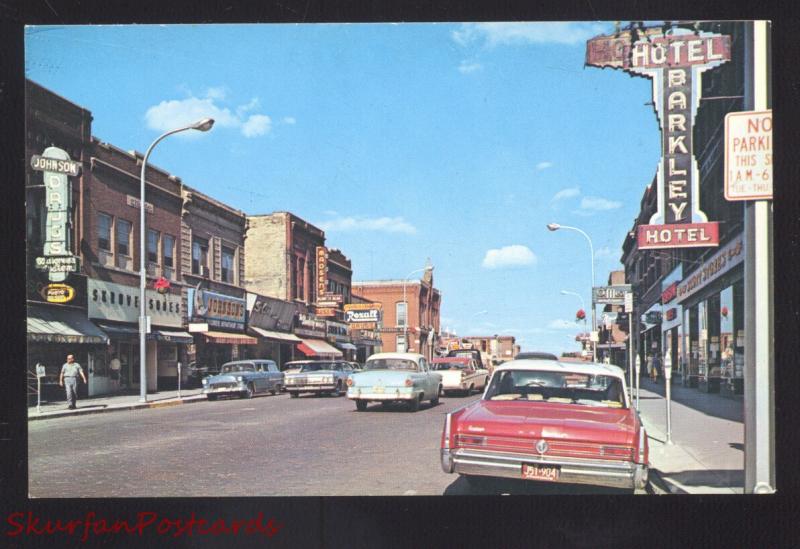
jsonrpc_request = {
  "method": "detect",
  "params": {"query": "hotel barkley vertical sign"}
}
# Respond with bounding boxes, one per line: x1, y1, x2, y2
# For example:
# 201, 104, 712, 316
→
586, 27, 732, 249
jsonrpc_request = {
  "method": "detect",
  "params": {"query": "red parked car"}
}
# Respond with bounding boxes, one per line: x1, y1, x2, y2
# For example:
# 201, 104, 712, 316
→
440, 359, 649, 491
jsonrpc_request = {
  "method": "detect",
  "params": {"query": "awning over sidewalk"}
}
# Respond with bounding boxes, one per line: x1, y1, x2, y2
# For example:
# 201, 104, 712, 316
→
95, 322, 139, 340
201, 331, 258, 345
296, 338, 343, 358
249, 326, 302, 343
337, 342, 357, 351
151, 330, 194, 344
28, 304, 109, 345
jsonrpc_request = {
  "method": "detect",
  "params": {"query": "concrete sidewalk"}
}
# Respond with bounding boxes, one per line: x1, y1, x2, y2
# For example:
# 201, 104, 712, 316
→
28, 387, 207, 421
634, 377, 744, 494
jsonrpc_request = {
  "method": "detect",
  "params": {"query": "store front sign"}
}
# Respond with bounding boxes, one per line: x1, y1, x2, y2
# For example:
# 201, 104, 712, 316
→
188, 288, 246, 330
326, 320, 350, 343
249, 294, 297, 332
295, 313, 327, 338
316, 246, 328, 298
676, 235, 744, 304
316, 307, 337, 317
661, 282, 678, 304
592, 284, 631, 305
88, 279, 183, 327
42, 283, 75, 304
587, 27, 731, 250
32, 146, 81, 282
724, 110, 773, 201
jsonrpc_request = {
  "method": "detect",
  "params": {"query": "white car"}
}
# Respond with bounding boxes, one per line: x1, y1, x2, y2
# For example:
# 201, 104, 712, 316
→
431, 357, 489, 396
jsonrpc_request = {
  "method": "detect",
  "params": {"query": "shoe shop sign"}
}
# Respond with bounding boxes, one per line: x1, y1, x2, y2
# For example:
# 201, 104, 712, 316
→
586, 26, 731, 249
31, 147, 82, 282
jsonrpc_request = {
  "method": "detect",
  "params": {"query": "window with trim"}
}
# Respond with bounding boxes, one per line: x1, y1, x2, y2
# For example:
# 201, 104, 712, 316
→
192, 237, 209, 275
97, 212, 112, 251
163, 234, 175, 268
221, 246, 235, 283
116, 219, 132, 256
147, 229, 160, 263
396, 302, 407, 327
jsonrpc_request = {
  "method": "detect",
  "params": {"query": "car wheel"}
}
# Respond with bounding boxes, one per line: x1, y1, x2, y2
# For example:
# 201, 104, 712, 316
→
355, 400, 368, 411
407, 394, 421, 412
289, 391, 299, 398
430, 386, 442, 406
207, 394, 217, 401
270, 384, 280, 395
242, 383, 255, 399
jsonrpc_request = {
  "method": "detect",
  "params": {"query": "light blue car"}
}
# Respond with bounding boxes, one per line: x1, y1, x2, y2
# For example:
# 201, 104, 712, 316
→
346, 352, 443, 412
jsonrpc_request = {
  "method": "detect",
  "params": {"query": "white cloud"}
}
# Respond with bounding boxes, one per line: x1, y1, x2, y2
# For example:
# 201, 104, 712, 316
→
318, 215, 417, 235
548, 319, 580, 330
241, 114, 272, 137
482, 245, 537, 269
282, 116, 296, 125
458, 60, 483, 74
551, 187, 580, 202
145, 90, 273, 139
536, 161, 553, 170
594, 246, 615, 259
452, 22, 609, 48
580, 196, 623, 211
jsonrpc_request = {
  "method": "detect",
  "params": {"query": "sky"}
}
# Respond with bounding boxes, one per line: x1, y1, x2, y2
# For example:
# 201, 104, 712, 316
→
25, 22, 663, 356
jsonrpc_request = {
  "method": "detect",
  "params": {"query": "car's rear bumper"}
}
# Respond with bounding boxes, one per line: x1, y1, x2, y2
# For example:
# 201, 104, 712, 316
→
440, 448, 647, 490
347, 389, 415, 401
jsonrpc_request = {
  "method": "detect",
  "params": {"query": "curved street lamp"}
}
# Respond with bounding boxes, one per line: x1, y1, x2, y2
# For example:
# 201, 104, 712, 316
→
547, 222, 597, 361
401, 264, 433, 353
139, 118, 214, 403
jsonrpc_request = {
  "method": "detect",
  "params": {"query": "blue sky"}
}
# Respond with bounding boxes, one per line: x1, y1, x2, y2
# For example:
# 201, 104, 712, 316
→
25, 22, 661, 355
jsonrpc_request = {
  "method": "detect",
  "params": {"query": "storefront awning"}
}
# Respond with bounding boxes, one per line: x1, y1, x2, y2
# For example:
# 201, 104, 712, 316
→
296, 338, 343, 357
202, 331, 258, 345
337, 342, 357, 351
94, 322, 139, 339
151, 330, 194, 344
28, 304, 109, 345
249, 326, 302, 343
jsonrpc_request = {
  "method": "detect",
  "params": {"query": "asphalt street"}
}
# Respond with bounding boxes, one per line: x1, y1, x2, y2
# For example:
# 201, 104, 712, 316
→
29, 392, 645, 497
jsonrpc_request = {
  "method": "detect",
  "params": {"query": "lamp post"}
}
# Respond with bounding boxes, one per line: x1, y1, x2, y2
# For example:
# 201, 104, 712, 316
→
401, 264, 433, 353
560, 290, 588, 356
547, 223, 596, 361
138, 118, 214, 403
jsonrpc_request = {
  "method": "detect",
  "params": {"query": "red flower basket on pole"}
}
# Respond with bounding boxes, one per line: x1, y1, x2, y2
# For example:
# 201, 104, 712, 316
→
575, 309, 586, 322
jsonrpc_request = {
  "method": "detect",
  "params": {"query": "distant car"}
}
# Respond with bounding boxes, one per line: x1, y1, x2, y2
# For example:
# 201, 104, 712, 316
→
440, 359, 649, 491
347, 352, 442, 412
348, 361, 364, 372
514, 352, 559, 361
186, 361, 221, 387
201, 360, 284, 400
431, 357, 489, 396
284, 360, 355, 397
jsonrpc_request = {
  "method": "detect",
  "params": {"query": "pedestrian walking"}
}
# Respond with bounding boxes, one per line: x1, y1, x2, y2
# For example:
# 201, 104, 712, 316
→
59, 354, 87, 409
653, 352, 662, 382
647, 354, 657, 382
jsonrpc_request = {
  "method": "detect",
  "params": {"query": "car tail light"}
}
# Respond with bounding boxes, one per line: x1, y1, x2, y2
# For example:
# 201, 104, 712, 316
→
455, 434, 487, 447
600, 446, 634, 460
404, 378, 413, 387
346, 378, 354, 387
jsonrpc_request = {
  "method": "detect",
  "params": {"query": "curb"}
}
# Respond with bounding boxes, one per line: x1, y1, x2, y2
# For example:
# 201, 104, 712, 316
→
646, 468, 684, 495
28, 395, 206, 421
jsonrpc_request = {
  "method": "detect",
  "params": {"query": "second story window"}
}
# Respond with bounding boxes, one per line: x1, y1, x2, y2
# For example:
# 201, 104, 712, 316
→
97, 212, 112, 251
147, 229, 160, 263
116, 219, 132, 256
192, 237, 209, 276
221, 246, 235, 283
163, 234, 175, 268
396, 302, 407, 327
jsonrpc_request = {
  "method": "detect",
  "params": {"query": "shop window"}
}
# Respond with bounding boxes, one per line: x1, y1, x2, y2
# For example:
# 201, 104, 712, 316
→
192, 237, 209, 276
147, 229, 160, 264
221, 246, 235, 283
719, 286, 735, 379
158, 344, 177, 361
97, 212, 112, 251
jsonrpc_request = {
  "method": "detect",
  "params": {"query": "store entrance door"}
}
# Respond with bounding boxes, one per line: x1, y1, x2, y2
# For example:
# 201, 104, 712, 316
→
87, 352, 114, 396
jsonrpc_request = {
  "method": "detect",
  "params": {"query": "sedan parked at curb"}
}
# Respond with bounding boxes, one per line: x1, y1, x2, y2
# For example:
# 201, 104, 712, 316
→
284, 360, 355, 397
440, 359, 649, 492
347, 352, 442, 412
202, 360, 283, 400
432, 357, 489, 396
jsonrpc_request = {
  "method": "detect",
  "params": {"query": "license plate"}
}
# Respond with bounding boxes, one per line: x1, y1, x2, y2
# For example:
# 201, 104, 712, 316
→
521, 463, 560, 482
373, 386, 384, 393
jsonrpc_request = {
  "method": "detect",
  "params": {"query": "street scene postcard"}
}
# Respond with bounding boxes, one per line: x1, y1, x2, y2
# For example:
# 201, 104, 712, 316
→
23, 21, 774, 506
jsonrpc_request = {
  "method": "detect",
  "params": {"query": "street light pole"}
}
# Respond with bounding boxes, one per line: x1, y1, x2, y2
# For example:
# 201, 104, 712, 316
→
560, 290, 588, 356
138, 118, 214, 403
548, 223, 596, 361
401, 264, 433, 354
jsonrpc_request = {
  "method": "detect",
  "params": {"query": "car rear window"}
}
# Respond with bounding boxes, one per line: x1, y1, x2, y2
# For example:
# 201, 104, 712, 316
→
484, 370, 626, 408
365, 359, 417, 371
299, 363, 335, 372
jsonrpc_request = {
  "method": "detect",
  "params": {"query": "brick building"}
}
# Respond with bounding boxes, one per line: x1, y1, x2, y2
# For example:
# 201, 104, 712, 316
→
352, 268, 441, 361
